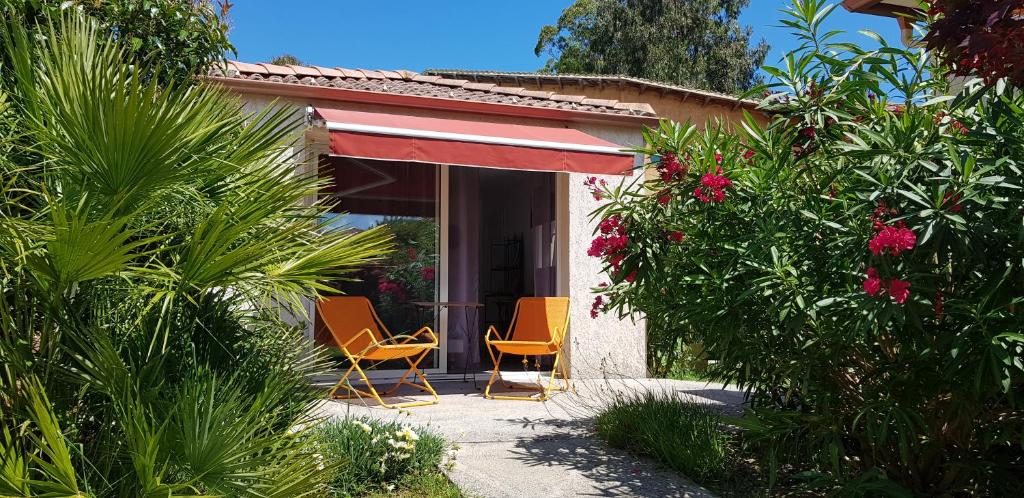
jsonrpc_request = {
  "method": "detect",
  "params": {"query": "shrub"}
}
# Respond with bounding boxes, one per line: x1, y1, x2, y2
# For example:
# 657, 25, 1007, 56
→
314, 417, 453, 497
589, 0, 1023, 494
595, 392, 730, 481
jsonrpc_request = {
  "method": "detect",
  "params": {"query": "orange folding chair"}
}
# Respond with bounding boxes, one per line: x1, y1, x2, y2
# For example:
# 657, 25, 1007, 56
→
484, 297, 571, 401
317, 296, 439, 408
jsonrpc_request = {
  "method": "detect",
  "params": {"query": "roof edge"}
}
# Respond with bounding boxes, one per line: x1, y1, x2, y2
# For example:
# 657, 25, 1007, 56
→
208, 76, 661, 127
422, 69, 760, 110
841, 0, 919, 18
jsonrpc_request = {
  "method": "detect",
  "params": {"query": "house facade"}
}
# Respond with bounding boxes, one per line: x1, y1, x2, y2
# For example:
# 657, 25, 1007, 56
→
210, 61, 751, 380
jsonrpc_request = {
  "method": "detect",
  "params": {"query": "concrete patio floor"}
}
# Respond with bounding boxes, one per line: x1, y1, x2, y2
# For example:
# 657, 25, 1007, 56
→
315, 375, 745, 498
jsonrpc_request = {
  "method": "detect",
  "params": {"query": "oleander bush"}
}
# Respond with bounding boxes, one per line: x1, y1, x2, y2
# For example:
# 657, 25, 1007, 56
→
588, 1, 1023, 495
313, 417, 454, 497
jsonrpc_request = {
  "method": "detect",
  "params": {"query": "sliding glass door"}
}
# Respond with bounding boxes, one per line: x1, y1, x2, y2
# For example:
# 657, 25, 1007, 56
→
316, 156, 441, 371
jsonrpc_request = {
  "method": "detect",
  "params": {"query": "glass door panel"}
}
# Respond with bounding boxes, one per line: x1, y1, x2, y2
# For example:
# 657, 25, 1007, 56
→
315, 157, 440, 370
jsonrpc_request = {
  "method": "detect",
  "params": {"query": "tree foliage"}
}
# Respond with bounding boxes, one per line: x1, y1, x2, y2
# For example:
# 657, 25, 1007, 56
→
3, 0, 235, 85
588, 0, 1023, 494
269, 54, 304, 66
534, 0, 769, 94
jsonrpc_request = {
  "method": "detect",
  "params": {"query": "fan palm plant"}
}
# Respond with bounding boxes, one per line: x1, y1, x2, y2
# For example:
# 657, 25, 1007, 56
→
0, 13, 390, 496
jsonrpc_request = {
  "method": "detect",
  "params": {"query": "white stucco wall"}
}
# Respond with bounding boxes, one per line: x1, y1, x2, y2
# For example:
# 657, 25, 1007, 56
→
233, 90, 648, 379
564, 125, 647, 379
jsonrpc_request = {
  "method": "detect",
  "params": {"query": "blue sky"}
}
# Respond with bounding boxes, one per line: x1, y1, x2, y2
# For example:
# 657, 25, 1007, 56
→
229, 1, 902, 79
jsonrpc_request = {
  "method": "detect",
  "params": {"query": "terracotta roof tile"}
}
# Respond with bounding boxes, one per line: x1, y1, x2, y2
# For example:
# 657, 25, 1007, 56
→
357, 69, 386, 79
550, 94, 586, 104
230, 61, 268, 74
463, 82, 497, 92
424, 68, 758, 109
259, 63, 295, 75
312, 66, 344, 78
377, 70, 404, 79
411, 74, 442, 83
288, 64, 320, 77
210, 60, 657, 117
581, 98, 619, 108
521, 89, 554, 99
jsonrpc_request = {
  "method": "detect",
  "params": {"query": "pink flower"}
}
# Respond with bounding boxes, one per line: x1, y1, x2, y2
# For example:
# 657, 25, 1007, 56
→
656, 152, 688, 182
693, 171, 733, 203
868, 225, 916, 256
863, 268, 882, 296
590, 295, 604, 319
887, 279, 911, 304
715, 152, 723, 164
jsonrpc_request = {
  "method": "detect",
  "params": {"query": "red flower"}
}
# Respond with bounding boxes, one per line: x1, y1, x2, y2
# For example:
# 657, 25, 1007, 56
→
869, 225, 916, 256
584, 176, 608, 200
934, 290, 944, 317
657, 193, 671, 205
887, 279, 911, 304
801, 126, 817, 139
668, 230, 684, 242
590, 295, 604, 319
625, 270, 637, 283
714, 152, 723, 164
693, 171, 733, 203
656, 152, 687, 182
743, 149, 755, 160
407, 247, 417, 261
421, 266, 435, 281
863, 268, 883, 296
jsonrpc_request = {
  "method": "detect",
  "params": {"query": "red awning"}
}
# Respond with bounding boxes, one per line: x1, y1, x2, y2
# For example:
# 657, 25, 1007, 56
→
312, 107, 634, 175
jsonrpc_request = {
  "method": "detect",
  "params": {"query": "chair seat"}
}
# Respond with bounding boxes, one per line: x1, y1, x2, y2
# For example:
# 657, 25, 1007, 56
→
361, 343, 435, 361
488, 340, 558, 356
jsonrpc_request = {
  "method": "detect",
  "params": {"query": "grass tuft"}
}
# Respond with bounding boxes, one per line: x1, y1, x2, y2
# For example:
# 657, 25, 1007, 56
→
594, 391, 730, 481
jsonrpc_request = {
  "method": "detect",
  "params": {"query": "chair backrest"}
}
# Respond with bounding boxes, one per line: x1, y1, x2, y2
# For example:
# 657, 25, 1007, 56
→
506, 297, 570, 345
316, 296, 387, 353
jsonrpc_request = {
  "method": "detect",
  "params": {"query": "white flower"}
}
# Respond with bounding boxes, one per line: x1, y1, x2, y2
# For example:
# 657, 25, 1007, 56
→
353, 421, 373, 433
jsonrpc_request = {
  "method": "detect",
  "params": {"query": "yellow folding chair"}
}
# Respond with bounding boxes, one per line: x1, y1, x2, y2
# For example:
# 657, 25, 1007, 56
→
484, 297, 571, 401
317, 296, 439, 409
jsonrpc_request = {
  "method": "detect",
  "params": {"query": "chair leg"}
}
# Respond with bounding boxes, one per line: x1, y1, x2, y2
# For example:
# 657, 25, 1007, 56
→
381, 350, 440, 408
329, 350, 438, 409
485, 350, 567, 402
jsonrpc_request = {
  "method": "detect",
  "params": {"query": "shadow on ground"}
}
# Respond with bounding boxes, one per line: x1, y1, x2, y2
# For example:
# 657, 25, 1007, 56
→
507, 433, 713, 497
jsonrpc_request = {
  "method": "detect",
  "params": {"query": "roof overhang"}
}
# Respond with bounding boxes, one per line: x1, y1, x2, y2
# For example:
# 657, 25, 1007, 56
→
208, 76, 660, 127
842, 0, 921, 18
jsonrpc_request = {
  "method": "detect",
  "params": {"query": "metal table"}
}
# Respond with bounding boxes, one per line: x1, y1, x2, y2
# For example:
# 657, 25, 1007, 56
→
411, 301, 484, 387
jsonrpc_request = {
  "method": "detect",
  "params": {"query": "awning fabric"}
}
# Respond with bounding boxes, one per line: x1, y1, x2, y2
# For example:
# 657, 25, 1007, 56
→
313, 107, 634, 175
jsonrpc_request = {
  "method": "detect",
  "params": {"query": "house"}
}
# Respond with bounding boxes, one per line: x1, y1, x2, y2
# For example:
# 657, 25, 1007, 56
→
209, 61, 752, 380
